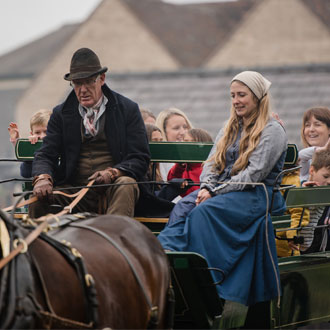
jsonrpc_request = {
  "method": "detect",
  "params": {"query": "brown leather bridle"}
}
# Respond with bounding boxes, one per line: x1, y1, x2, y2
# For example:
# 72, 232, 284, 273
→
0, 179, 95, 270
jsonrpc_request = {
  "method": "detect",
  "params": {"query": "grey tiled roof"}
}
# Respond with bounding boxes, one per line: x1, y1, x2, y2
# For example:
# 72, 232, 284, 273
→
0, 23, 79, 163
124, 0, 257, 67
107, 65, 330, 148
125, 0, 330, 68
302, 0, 330, 30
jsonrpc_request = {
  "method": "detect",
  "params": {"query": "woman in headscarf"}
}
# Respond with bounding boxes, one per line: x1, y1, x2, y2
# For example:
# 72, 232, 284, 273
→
158, 71, 288, 306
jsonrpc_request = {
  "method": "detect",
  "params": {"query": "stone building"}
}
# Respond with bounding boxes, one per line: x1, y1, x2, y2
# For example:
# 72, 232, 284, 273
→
0, 0, 329, 155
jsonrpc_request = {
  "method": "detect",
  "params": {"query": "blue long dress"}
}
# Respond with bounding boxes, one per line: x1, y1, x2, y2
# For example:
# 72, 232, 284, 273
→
158, 118, 288, 306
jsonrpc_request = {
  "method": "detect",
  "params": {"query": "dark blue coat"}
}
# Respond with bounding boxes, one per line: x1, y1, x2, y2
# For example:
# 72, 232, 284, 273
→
20, 161, 32, 178
32, 84, 150, 185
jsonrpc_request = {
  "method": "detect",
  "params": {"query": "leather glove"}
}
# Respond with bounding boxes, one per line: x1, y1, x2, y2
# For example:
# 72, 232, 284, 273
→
32, 174, 53, 200
88, 167, 121, 185
168, 178, 192, 191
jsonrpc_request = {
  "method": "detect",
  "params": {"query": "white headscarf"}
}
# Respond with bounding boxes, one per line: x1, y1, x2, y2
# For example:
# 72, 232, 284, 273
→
231, 71, 271, 100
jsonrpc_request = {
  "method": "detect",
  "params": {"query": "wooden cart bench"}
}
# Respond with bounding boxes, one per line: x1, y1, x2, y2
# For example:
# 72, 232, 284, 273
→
15, 139, 298, 234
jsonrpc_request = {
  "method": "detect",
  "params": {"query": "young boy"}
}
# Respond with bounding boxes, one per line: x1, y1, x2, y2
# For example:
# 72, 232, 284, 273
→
8, 109, 51, 178
276, 168, 310, 257
299, 140, 330, 253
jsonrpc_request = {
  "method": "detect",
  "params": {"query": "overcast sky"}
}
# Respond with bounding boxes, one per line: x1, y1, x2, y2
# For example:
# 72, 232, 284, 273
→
0, 0, 102, 56
0, 0, 234, 56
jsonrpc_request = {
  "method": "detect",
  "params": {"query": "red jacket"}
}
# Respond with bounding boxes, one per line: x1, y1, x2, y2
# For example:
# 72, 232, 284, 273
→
167, 163, 202, 197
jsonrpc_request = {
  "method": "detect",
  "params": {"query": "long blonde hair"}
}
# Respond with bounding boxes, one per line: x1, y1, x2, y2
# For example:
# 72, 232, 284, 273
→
155, 107, 193, 141
210, 89, 271, 175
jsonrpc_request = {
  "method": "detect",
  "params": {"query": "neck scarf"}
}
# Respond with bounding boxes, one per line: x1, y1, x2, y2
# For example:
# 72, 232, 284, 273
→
79, 95, 108, 136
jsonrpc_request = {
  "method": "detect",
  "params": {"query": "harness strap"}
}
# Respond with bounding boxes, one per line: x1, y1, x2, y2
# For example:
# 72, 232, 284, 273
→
4, 196, 35, 212
39, 310, 93, 329
69, 223, 159, 326
0, 180, 95, 270
53, 180, 95, 216
3, 180, 95, 212
0, 220, 48, 270
30, 254, 56, 315
39, 231, 99, 327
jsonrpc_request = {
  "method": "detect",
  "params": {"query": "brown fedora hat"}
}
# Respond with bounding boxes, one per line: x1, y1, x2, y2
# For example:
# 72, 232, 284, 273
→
64, 48, 108, 81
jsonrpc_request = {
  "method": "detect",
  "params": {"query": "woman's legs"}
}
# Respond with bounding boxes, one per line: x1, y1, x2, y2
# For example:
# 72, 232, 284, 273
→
167, 189, 199, 225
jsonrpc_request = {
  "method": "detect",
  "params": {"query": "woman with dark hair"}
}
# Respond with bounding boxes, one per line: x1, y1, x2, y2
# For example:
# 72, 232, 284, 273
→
158, 71, 287, 306
140, 108, 156, 125
145, 124, 163, 184
299, 107, 330, 182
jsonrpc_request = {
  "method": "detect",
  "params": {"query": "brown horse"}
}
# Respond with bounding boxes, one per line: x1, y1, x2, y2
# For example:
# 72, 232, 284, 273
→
0, 213, 173, 329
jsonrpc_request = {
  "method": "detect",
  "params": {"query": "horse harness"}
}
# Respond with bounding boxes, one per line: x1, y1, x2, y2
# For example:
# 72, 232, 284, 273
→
50, 214, 160, 328
1, 185, 162, 329
0, 213, 98, 329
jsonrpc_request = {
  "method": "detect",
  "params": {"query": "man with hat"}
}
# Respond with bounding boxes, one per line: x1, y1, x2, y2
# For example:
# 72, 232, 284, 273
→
29, 48, 150, 218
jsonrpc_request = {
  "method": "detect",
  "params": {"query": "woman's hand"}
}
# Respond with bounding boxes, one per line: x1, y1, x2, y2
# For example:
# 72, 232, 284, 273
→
195, 188, 212, 205
316, 138, 330, 152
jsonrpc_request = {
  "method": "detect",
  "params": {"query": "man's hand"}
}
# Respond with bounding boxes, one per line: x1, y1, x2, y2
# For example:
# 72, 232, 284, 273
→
88, 167, 123, 185
195, 188, 212, 205
32, 174, 53, 200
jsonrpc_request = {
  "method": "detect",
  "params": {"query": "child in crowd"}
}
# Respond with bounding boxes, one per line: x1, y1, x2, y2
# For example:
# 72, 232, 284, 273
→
145, 123, 163, 142
299, 140, 330, 253
144, 123, 191, 202
8, 109, 51, 178
276, 166, 309, 257
134, 123, 176, 217
145, 124, 163, 185
140, 108, 156, 125
167, 128, 213, 197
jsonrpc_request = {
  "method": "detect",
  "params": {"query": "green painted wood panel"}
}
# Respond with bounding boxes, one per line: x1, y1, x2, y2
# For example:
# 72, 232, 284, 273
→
286, 186, 330, 208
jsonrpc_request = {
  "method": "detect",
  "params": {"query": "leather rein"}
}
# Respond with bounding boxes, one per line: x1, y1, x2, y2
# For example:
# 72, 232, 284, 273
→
0, 180, 95, 271
0, 180, 98, 328
0, 179, 160, 328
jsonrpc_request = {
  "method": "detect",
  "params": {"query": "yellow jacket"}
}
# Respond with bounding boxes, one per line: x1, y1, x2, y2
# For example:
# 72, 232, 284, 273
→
276, 173, 310, 257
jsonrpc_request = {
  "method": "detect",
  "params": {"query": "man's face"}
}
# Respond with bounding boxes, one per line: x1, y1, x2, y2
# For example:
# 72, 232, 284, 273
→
72, 73, 105, 108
